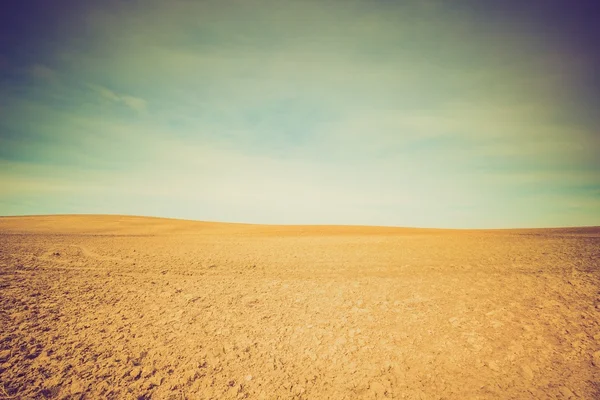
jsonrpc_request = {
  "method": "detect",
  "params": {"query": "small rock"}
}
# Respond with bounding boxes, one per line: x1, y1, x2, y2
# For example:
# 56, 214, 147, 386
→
559, 386, 575, 398
0, 350, 11, 362
571, 340, 583, 349
487, 361, 500, 372
129, 367, 142, 379
245, 375, 253, 381
142, 376, 163, 390
70, 380, 86, 394
149, 375, 163, 387
520, 365, 534, 380
141, 367, 155, 378
592, 351, 600, 367
370, 381, 385, 396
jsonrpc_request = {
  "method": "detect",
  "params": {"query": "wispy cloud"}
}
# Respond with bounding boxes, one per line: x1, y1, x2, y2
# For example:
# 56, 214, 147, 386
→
87, 84, 147, 112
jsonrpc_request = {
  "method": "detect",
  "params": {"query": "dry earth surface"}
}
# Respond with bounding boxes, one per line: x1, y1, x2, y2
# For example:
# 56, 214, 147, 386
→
1, 215, 600, 399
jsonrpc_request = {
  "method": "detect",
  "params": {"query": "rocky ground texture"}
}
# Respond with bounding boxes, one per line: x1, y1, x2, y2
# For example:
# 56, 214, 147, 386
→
1, 215, 599, 399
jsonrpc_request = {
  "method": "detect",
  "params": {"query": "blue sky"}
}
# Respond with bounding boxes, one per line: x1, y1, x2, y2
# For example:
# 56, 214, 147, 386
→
1, 0, 599, 228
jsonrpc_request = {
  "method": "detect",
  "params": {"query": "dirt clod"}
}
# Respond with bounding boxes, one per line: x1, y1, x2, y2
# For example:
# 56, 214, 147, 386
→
592, 351, 600, 367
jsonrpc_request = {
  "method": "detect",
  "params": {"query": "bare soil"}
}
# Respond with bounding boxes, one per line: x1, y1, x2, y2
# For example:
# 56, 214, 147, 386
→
1, 215, 599, 399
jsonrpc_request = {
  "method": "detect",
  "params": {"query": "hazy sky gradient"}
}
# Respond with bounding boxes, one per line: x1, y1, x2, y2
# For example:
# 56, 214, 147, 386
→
1, 0, 599, 228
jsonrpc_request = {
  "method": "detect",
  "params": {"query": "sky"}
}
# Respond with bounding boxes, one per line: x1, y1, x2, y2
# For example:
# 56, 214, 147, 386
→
1, 0, 599, 228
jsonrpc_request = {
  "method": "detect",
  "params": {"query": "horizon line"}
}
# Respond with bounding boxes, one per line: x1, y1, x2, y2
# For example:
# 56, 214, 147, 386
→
1, 213, 599, 232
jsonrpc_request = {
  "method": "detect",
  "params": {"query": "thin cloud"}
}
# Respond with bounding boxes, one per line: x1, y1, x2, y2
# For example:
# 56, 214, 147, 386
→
121, 96, 147, 112
87, 84, 147, 112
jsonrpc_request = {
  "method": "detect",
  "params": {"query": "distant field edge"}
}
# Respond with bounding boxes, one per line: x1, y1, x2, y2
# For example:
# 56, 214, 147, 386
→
0, 214, 599, 236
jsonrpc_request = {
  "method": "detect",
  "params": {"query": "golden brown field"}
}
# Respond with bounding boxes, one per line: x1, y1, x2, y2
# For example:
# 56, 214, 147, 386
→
1, 215, 599, 399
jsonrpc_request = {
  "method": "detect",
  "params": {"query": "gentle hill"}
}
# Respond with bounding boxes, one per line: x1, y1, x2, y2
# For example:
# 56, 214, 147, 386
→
0, 214, 599, 237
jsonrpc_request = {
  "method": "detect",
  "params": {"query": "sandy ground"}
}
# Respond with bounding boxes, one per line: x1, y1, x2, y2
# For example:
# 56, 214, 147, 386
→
1, 215, 600, 399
